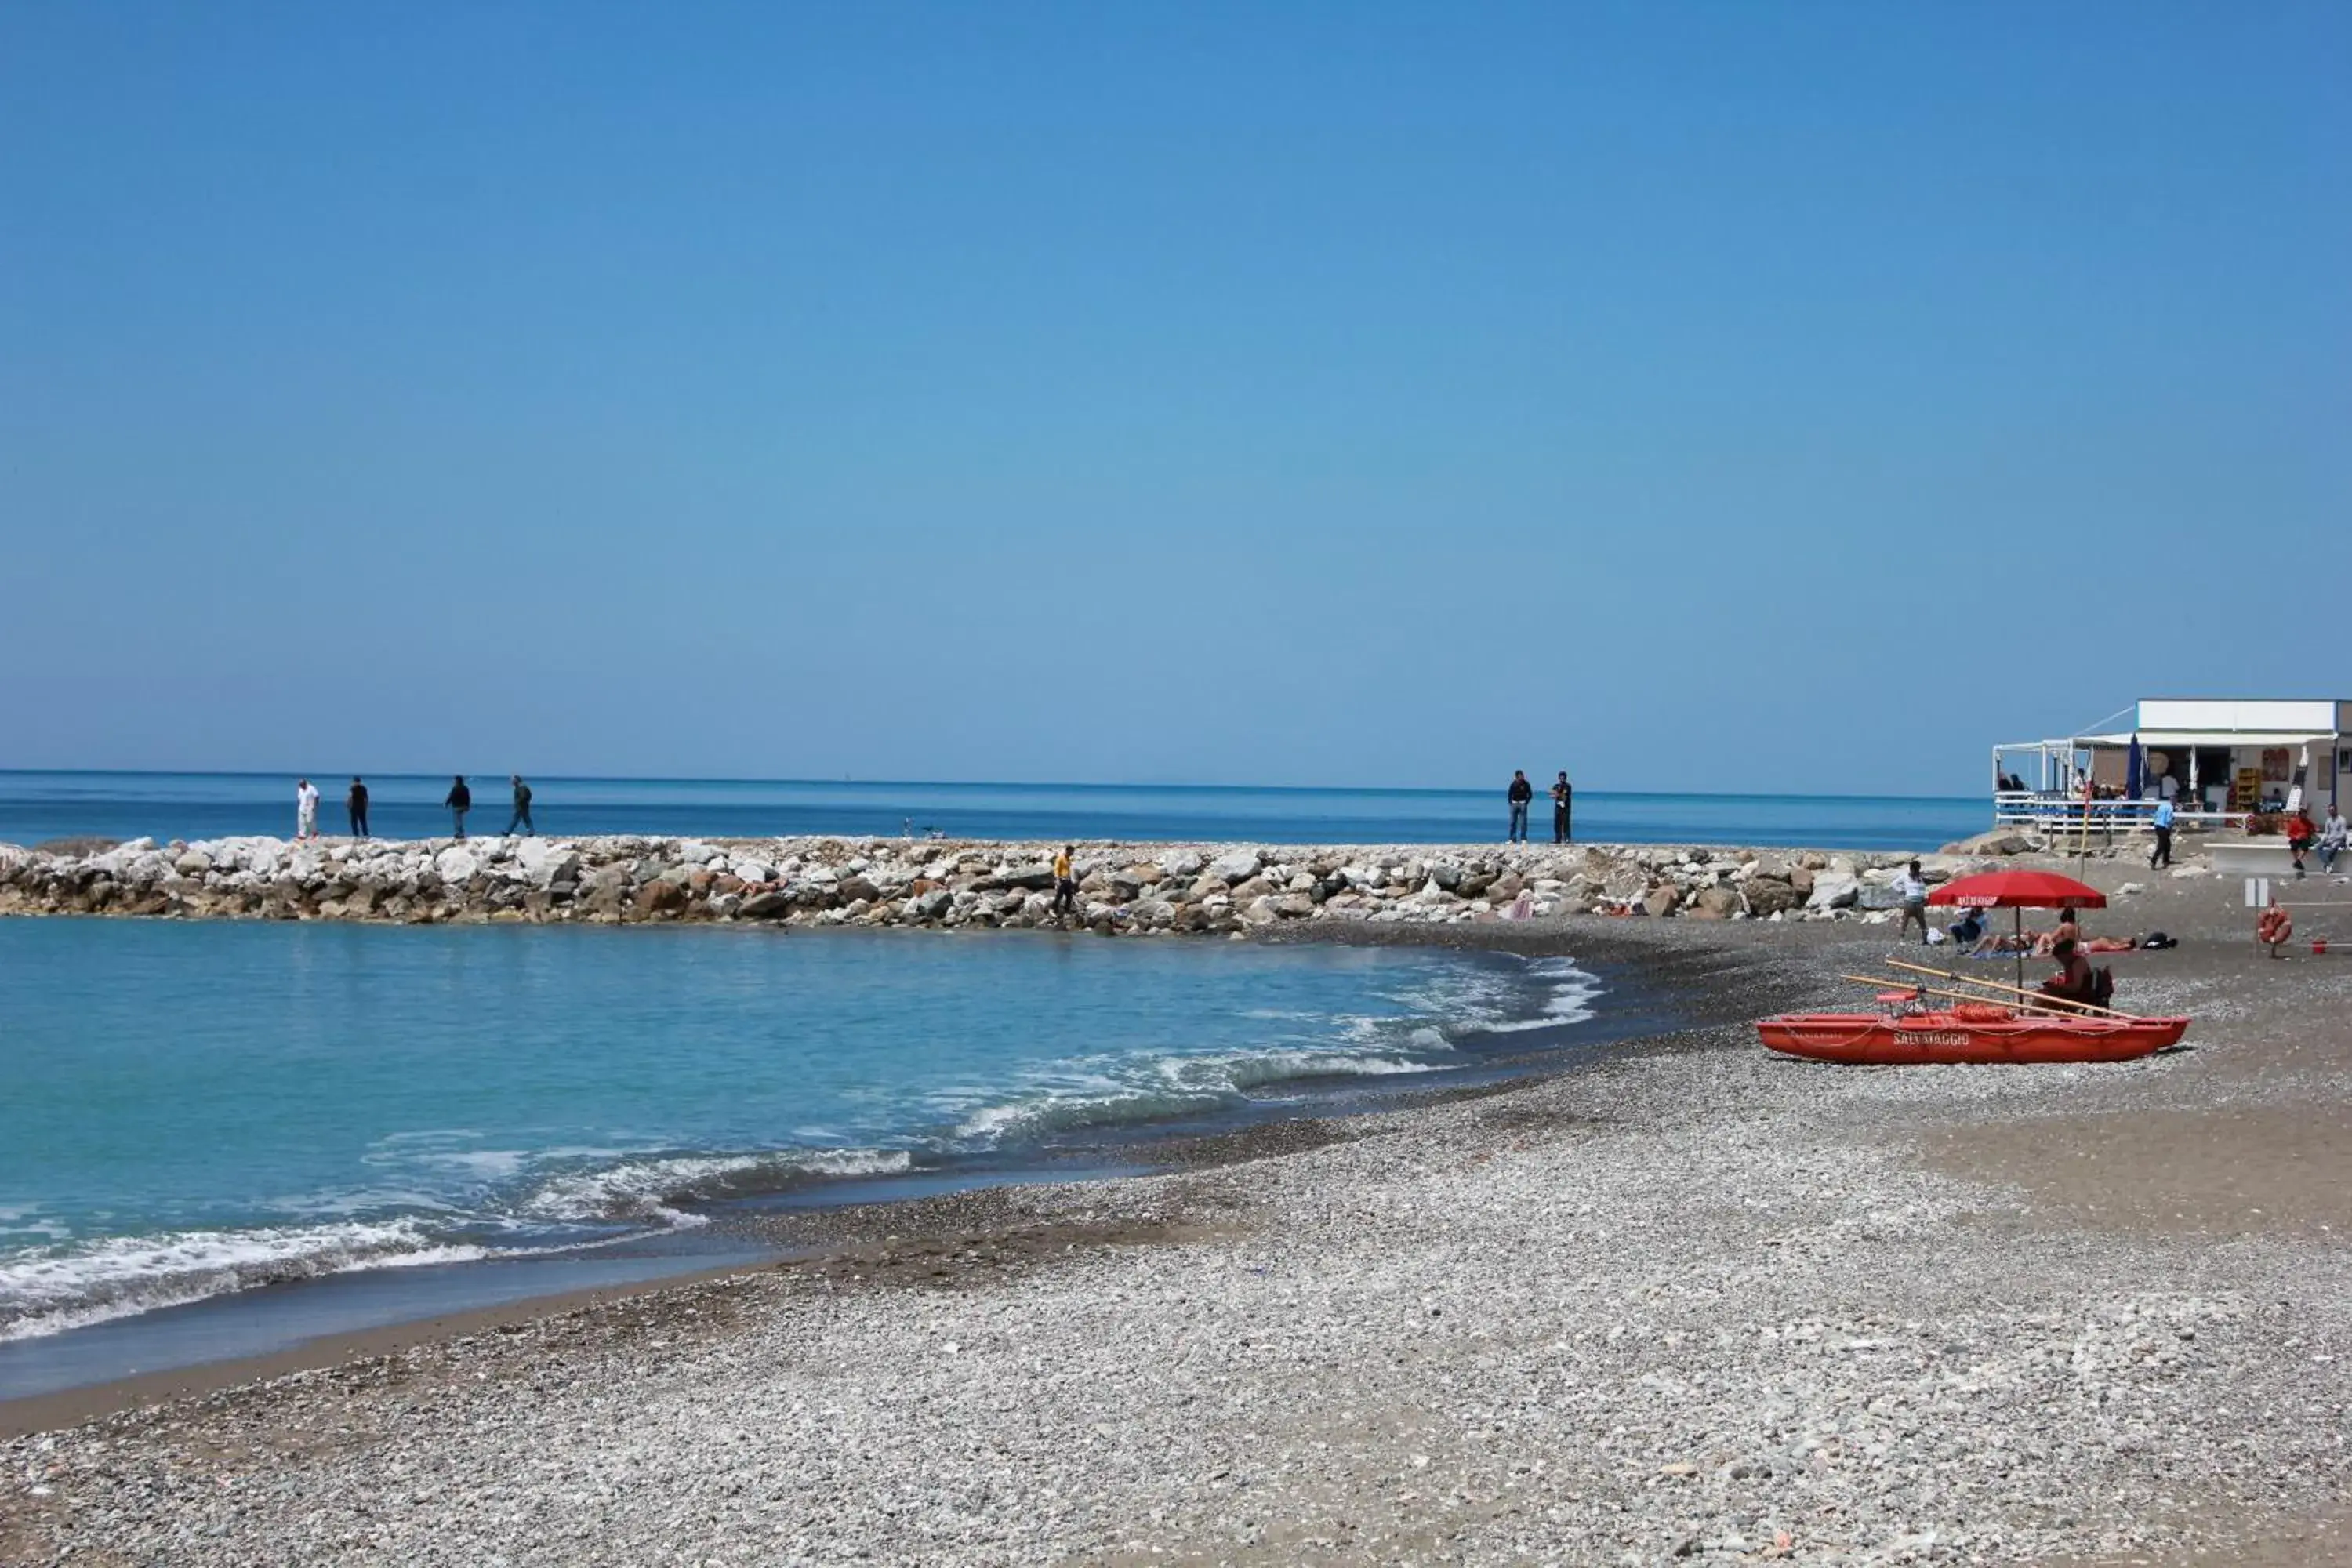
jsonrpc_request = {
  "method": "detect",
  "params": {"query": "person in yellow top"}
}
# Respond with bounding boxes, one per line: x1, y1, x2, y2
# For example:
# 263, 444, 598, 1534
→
1052, 845, 1077, 916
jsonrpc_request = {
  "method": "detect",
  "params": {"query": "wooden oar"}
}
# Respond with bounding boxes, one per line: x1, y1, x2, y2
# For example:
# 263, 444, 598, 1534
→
1882, 956, 2138, 1018
1881, 956, 2140, 1020
1838, 974, 2121, 1020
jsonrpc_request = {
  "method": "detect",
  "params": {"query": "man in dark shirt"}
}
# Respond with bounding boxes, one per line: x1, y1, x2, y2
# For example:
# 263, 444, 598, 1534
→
445, 775, 471, 840
506, 775, 535, 837
347, 777, 371, 839
1506, 771, 1534, 843
1552, 772, 1573, 844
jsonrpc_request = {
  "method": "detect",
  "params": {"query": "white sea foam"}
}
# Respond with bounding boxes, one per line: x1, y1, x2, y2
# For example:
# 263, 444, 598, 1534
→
0, 1144, 925, 1341
931, 956, 1604, 1149
942, 1047, 1450, 1146
0, 1219, 493, 1342
1467, 955, 1601, 1033
517, 1148, 916, 1227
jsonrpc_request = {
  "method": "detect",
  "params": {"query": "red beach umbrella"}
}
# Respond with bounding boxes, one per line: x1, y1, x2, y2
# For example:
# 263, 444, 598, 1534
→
1926, 870, 2107, 990
1926, 870, 2107, 910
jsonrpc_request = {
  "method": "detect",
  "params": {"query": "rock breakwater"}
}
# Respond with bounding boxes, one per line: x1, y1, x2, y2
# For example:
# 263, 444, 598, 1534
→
0, 834, 2020, 934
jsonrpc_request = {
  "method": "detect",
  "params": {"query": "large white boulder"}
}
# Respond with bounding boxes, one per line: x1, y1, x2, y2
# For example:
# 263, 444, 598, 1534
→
1210, 848, 1262, 883
1806, 874, 1860, 911
514, 839, 582, 888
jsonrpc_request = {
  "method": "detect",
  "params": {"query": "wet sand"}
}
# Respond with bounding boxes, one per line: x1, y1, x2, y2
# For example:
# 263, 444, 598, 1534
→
5, 858, 2350, 1564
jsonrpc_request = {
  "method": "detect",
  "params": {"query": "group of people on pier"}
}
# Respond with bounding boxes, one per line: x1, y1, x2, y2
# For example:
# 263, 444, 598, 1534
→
1505, 771, 1575, 844
290, 775, 535, 841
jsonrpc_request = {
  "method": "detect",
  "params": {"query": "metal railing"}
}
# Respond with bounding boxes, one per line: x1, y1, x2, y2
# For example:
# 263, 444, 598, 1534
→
1991, 792, 2278, 837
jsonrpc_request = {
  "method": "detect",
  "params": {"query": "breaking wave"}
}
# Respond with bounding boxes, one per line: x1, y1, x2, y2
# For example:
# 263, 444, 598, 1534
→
0, 1219, 493, 1342
516, 1148, 916, 1227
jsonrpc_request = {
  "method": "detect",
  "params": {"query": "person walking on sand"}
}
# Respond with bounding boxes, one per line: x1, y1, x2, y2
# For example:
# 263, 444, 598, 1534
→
347, 777, 371, 839
445, 775, 472, 840
2321, 804, 2348, 874
294, 779, 320, 841
1894, 858, 1929, 944
1051, 844, 1078, 918
1551, 771, 1573, 844
1506, 771, 1534, 843
506, 775, 535, 836
2147, 793, 2176, 869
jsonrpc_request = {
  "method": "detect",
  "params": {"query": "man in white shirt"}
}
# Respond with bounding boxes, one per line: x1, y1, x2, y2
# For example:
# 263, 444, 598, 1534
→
2321, 806, 2349, 874
295, 779, 321, 842
1895, 858, 1929, 945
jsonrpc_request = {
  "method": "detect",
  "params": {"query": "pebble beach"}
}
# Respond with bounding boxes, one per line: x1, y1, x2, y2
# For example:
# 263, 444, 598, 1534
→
4, 854, 2350, 1565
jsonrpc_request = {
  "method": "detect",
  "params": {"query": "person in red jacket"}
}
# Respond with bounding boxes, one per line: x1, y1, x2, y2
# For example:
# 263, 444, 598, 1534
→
2286, 809, 2315, 879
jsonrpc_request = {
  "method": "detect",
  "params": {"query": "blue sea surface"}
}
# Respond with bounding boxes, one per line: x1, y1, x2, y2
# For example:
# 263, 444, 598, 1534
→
0, 771, 1987, 851
0, 917, 1595, 1354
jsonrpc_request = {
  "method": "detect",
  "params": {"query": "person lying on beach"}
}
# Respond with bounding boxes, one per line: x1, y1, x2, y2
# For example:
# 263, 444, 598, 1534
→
2026, 916, 2083, 958
1973, 925, 2056, 956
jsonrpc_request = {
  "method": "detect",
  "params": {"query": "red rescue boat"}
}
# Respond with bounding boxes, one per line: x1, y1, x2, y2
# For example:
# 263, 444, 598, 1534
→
1757, 1008, 2187, 1065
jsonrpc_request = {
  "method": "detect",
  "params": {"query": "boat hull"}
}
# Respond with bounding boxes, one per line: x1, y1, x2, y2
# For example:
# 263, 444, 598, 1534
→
1756, 1011, 2188, 1065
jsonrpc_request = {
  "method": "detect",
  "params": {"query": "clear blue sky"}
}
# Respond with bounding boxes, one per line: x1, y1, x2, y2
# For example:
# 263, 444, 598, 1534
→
4, 3, 2344, 793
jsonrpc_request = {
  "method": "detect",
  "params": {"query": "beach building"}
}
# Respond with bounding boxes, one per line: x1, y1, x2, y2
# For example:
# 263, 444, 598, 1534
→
1991, 697, 2350, 830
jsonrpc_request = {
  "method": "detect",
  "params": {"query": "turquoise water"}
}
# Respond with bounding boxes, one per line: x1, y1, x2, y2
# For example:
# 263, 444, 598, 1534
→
0, 771, 1986, 851
0, 918, 1595, 1344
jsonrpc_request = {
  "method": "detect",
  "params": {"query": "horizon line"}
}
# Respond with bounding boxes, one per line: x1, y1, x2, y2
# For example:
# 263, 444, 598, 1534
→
0, 768, 1984, 806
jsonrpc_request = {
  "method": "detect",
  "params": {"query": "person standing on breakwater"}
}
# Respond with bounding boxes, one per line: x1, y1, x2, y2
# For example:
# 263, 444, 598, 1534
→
445, 775, 471, 840
347, 777, 371, 839
1052, 844, 1077, 918
506, 775, 535, 836
1507, 771, 1533, 842
1551, 771, 1573, 844
294, 779, 320, 841
1894, 858, 1929, 944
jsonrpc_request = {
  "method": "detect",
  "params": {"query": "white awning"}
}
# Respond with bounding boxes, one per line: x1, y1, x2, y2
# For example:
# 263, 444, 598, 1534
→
2078, 731, 2337, 750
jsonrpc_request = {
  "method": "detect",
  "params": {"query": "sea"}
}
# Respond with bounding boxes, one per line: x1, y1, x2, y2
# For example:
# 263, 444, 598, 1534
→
0, 771, 1982, 1400
0, 916, 1640, 1399
0, 770, 1989, 851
